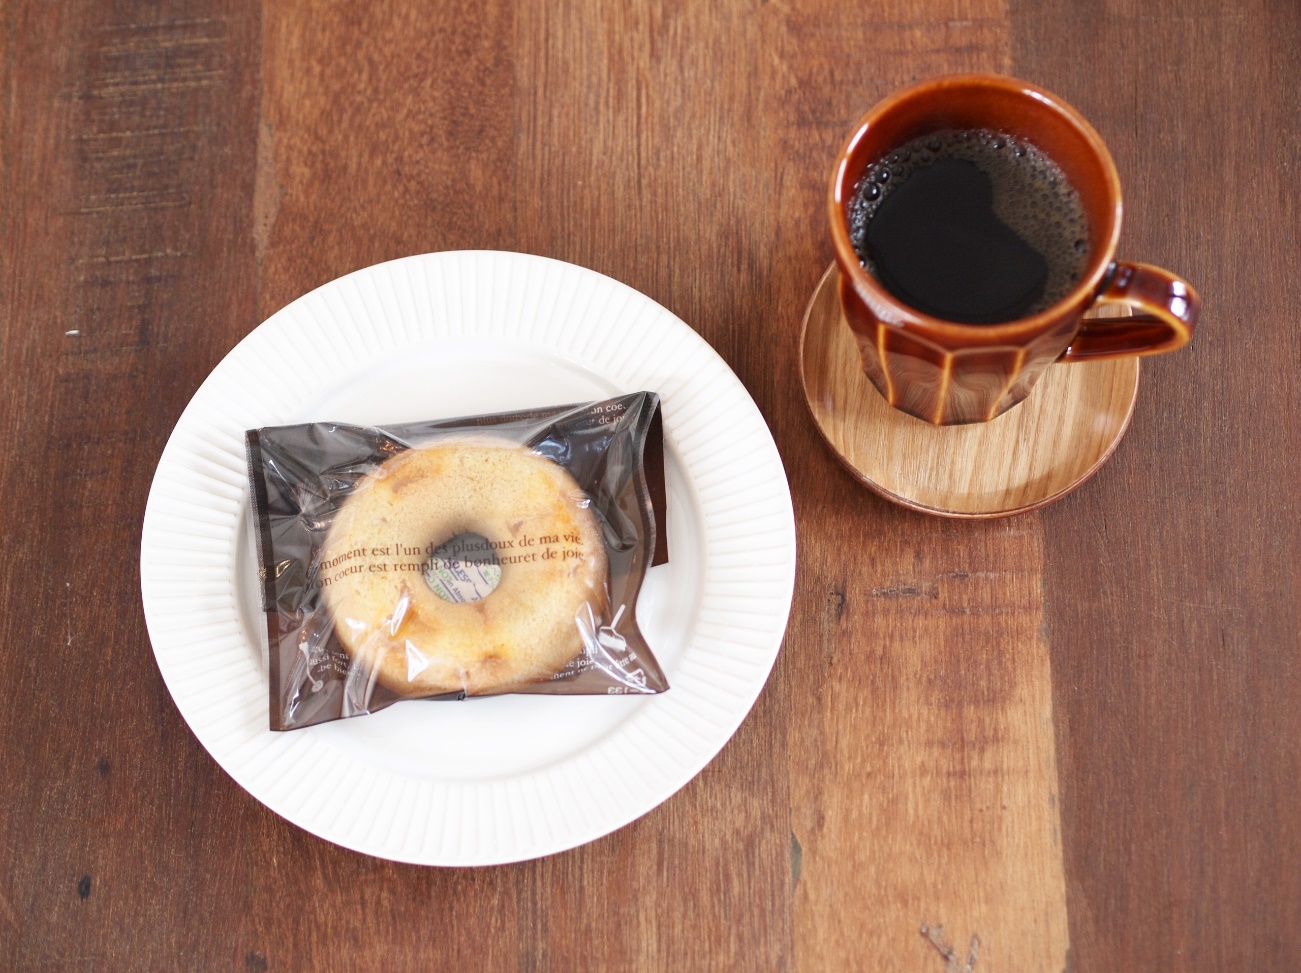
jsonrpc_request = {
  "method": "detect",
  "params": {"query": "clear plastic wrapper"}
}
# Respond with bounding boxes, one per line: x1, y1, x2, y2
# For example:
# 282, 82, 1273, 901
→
246, 392, 669, 730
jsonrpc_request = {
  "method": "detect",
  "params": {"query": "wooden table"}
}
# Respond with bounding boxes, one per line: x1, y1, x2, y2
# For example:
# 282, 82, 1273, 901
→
3, 1, 1296, 970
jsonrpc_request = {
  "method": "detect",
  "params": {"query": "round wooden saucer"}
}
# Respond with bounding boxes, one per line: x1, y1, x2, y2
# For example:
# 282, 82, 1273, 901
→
799, 265, 1140, 518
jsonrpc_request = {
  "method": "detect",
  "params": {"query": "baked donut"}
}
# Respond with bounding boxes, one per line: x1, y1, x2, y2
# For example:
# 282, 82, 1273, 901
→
319, 439, 608, 696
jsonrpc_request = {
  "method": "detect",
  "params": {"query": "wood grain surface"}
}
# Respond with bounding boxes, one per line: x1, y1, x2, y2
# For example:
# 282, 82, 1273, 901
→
1, 1, 1296, 971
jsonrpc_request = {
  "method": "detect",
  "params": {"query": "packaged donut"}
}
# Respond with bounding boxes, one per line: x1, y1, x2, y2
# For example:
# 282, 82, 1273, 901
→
245, 392, 670, 730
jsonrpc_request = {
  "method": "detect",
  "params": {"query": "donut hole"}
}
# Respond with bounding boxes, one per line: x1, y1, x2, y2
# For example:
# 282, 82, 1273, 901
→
423, 532, 502, 603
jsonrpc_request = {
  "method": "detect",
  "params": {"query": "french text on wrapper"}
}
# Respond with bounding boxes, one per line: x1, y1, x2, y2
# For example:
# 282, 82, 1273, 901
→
588, 400, 627, 425
319, 533, 587, 586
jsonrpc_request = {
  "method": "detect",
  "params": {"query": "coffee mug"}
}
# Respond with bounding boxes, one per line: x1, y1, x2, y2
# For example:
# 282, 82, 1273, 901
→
829, 74, 1199, 425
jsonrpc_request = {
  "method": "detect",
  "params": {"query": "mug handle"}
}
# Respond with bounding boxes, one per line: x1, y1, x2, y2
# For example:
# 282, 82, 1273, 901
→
1059, 261, 1199, 362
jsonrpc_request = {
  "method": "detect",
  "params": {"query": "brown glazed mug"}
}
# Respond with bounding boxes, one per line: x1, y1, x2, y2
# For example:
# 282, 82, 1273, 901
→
829, 74, 1199, 425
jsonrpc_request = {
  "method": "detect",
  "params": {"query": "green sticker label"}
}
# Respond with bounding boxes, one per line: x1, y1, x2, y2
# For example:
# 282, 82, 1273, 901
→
424, 533, 502, 603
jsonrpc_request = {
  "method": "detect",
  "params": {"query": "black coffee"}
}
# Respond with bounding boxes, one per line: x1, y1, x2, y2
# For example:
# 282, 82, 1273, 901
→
849, 129, 1089, 324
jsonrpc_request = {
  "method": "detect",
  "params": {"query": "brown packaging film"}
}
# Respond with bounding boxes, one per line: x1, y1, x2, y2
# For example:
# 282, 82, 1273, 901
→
246, 392, 669, 731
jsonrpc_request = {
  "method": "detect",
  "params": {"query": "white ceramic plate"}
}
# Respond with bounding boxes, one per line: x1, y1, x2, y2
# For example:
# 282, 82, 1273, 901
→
140, 251, 796, 865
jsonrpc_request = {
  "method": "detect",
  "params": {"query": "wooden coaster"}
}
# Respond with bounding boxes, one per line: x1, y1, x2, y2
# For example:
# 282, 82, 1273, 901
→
800, 265, 1140, 518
